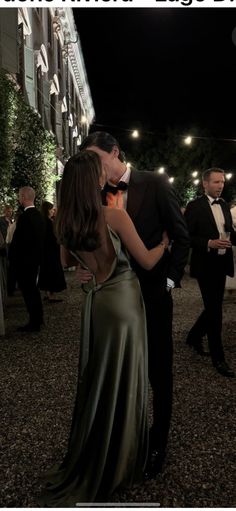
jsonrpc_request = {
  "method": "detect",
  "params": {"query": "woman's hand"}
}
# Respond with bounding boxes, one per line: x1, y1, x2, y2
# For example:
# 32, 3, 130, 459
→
76, 264, 93, 284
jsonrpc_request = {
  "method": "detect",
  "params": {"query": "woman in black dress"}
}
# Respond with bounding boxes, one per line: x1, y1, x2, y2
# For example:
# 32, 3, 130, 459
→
39, 201, 66, 302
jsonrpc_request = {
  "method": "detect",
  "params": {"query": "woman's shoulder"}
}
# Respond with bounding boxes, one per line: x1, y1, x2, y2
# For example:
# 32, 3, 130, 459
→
103, 206, 127, 224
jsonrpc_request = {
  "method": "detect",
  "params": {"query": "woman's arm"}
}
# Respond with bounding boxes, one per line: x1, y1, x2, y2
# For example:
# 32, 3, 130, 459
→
109, 208, 168, 270
60, 246, 78, 268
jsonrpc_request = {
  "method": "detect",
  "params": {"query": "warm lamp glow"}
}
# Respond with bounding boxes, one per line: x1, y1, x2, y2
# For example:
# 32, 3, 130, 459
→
131, 130, 139, 138
192, 171, 198, 178
193, 179, 200, 185
158, 166, 165, 174
226, 173, 232, 180
169, 177, 174, 184
184, 136, 192, 145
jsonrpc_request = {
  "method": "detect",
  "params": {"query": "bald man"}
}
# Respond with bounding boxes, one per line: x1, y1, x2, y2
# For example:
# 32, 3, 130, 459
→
10, 187, 44, 332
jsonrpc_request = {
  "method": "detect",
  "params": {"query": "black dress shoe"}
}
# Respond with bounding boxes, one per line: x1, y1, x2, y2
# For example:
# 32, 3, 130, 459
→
144, 449, 165, 480
186, 334, 210, 356
17, 323, 41, 333
214, 361, 235, 378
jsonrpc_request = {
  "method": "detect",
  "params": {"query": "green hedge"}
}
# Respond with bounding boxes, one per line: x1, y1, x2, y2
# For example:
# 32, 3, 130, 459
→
0, 71, 57, 209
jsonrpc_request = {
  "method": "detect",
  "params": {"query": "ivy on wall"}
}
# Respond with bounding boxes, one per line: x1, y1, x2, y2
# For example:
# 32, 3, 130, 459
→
0, 72, 16, 205
0, 71, 57, 209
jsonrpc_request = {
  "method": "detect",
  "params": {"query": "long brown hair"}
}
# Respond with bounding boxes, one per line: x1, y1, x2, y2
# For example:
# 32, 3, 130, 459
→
40, 201, 54, 221
56, 151, 102, 251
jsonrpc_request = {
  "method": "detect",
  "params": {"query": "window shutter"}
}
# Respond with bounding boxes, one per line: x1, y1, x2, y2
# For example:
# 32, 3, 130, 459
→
42, 80, 51, 130
0, 9, 18, 74
24, 47, 36, 109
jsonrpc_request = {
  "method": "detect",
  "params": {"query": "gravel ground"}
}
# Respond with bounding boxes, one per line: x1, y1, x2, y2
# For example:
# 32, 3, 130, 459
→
0, 270, 235, 508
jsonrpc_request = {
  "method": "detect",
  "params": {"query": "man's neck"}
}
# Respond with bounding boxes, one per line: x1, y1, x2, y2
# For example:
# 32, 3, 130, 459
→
109, 164, 129, 185
206, 194, 221, 201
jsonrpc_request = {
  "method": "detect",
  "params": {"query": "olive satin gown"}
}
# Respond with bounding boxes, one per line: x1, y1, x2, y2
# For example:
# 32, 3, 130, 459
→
40, 227, 149, 506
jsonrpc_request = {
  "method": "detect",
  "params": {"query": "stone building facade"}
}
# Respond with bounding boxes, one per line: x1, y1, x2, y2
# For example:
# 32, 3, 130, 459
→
0, 7, 94, 177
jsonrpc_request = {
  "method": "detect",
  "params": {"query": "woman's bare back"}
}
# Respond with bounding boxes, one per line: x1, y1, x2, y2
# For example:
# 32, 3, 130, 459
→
77, 209, 116, 283
77, 205, 166, 280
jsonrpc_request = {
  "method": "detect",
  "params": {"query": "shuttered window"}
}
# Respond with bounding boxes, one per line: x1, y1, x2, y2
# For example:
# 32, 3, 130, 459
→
0, 9, 18, 74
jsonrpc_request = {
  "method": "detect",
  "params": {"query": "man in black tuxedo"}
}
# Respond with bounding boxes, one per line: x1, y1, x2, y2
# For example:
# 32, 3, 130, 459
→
0, 205, 13, 298
10, 187, 44, 332
185, 168, 235, 378
79, 132, 190, 478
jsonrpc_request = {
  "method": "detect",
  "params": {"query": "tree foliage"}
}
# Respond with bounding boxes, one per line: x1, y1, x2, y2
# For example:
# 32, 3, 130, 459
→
125, 127, 236, 206
0, 71, 57, 209
0, 73, 16, 205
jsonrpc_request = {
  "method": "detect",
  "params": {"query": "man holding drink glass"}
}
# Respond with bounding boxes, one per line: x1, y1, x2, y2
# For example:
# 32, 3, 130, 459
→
185, 168, 235, 377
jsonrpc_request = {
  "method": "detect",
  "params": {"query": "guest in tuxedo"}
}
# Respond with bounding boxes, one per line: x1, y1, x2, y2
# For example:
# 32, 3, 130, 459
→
6, 207, 24, 296
78, 131, 190, 478
0, 205, 13, 299
185, 168, 235, 378
225, 202, 236, 293
10, 187, 44, 332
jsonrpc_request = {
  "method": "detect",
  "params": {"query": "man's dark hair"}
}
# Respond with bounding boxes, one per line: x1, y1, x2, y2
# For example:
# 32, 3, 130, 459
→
202, 168, 225, 181
80, 131, 125, 162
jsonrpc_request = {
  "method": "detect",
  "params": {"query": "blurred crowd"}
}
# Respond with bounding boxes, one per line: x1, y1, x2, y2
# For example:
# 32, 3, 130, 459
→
0, 191, 66, 336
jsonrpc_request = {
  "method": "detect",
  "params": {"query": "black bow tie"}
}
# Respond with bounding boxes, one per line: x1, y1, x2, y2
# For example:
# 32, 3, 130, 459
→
212, 198, 224, 205
104, 181, 128, 195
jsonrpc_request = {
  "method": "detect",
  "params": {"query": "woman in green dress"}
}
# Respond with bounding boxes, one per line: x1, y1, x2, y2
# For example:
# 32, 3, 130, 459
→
40, 151, 168, 506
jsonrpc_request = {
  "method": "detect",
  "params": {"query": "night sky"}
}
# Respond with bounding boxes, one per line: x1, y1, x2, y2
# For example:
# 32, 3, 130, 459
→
74, 9, 236, 148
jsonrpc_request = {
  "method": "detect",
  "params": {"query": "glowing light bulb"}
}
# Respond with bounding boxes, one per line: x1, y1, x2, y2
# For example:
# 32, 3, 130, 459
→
184, 136, 192, 145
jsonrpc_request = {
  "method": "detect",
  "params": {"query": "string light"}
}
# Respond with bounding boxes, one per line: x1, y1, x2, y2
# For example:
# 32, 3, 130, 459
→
192, 171, 198, 178
184, 136, 192, 145
91, 123, 236, 145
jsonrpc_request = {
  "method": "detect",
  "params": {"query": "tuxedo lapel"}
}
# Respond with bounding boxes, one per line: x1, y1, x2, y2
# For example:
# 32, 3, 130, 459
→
127, 170, 148, 219
201, 195, 220, 232
202, 195, 231, 232
102, 170, 149, 218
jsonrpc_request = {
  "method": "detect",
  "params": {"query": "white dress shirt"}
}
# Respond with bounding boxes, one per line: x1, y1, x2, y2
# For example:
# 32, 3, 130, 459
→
207, 195, 227, 255
117, 166, 131, 210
